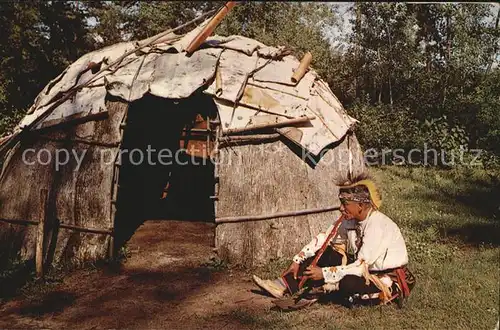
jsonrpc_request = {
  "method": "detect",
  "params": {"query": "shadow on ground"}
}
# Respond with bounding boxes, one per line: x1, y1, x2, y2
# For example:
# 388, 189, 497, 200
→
0, 221, 275, 330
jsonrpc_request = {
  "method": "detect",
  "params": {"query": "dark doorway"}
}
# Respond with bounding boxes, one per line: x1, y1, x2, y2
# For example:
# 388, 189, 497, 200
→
113, 93, 218, 249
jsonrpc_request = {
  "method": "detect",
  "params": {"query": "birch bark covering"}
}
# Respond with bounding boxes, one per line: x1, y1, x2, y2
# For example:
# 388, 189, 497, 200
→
0, 100, 126, 267
215, 133, 365, 267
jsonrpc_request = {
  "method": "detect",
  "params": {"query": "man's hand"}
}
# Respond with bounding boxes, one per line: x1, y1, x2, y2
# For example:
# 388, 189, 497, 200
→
302, 265, 324, 281
281, 262, 300, 280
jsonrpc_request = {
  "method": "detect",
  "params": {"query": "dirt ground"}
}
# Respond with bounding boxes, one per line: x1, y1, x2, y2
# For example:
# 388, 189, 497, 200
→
0, 221, 277, 330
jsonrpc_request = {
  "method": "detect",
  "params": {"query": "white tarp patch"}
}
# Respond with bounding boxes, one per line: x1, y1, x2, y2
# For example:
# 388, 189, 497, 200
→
35, 42, 136, 111
247, 70, 316, 101
19, 86, 107, 129
205, 35, 266, 56
213, 99, 258, 132
149, 48, 223, 99
253, 55, 301, 86
204, 50, 259, 103
314, 79, 358, 126
105, 53, 160, 102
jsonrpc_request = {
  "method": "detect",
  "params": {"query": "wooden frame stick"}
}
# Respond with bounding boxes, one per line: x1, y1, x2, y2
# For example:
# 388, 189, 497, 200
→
0, 218, 113, 236
222, 115, 315, 136
291, 52, 312, 84
216, 205, 340, 224
185, 1, 237, 55
298, 214, 344, 289
36, 189, 49, 278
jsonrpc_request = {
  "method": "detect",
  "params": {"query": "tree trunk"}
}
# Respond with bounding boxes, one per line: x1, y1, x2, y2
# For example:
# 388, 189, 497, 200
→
355, 3, 361, 100
377, 47, 382, 104
485, 7, 500, 76
386, 22, 394, 107
443, 12, 452, 106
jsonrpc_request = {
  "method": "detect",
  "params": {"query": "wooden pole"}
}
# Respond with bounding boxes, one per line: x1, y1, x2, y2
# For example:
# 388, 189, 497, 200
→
215, 205, 340, 224
36, 189, 48, 279
185, 1, 237, 55
59, 223, 113, 236
37, 135, 119, 148
35, 111, 109, 133
298, 214, 344, 289
215, 69, 223, 97
220, 133, 280, 141
219, 134, 281, 147
291, 52, 312, 84
0, 218, 39, 226
0, 134, 13, 146
222, 115, 315, 136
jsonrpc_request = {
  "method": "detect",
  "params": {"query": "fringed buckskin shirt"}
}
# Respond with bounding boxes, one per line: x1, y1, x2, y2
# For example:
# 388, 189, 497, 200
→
293, 210, 408, 283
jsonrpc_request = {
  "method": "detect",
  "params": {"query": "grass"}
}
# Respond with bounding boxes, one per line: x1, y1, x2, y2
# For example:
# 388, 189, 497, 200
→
251, 166, 499, 330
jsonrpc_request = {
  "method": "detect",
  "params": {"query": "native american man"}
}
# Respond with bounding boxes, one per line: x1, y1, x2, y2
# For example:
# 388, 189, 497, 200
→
253, 175, 415, 309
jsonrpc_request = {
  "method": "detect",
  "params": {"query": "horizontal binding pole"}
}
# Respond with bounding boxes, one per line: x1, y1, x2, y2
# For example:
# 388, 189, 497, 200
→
220, 133, 280, 141
222, 116, 315, 136
215, 205, 340, 224
59, 222, 113, 236
219, 133, 281, 146
33, 111, 109, 134
0, 218, 39, 226
183, 128, 213, 133
0, 218, 112, 235
38, 135, 120, 148
0, 134, 13, 146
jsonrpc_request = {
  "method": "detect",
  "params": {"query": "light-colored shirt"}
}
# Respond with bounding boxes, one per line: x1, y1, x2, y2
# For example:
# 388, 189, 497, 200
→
355, 210, 408, 271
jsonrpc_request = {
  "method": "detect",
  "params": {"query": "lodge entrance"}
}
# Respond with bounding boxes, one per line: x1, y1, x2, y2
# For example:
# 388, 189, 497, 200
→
113, 93, 218, 249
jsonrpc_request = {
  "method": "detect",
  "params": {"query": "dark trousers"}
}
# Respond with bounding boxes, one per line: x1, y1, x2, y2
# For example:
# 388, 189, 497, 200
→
283, 247, 380, 297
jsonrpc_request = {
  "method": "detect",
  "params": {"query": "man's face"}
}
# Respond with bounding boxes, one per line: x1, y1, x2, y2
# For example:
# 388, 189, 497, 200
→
339, 201, 361, 220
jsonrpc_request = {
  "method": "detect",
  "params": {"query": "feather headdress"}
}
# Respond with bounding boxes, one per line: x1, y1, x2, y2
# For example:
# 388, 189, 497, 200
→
339, 173, 382, 209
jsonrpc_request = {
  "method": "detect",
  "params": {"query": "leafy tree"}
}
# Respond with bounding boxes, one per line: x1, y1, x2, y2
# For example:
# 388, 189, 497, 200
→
0, 1, 93, 136
342, 3, 500, 163
88, 2, 340, 83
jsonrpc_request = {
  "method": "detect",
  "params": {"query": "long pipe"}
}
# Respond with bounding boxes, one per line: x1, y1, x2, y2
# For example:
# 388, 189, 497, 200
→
298, 214, 344, 289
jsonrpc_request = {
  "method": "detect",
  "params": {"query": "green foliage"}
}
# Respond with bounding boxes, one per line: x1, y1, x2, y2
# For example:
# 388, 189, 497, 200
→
342, 3, 500, 165
0, 1, 94, 135
348, 101, 423, 152
422, 115, 470, 165
0, 109, 24, 138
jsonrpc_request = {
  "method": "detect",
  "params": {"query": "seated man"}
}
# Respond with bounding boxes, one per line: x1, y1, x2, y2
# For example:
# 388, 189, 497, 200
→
252, 175, 415, 309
